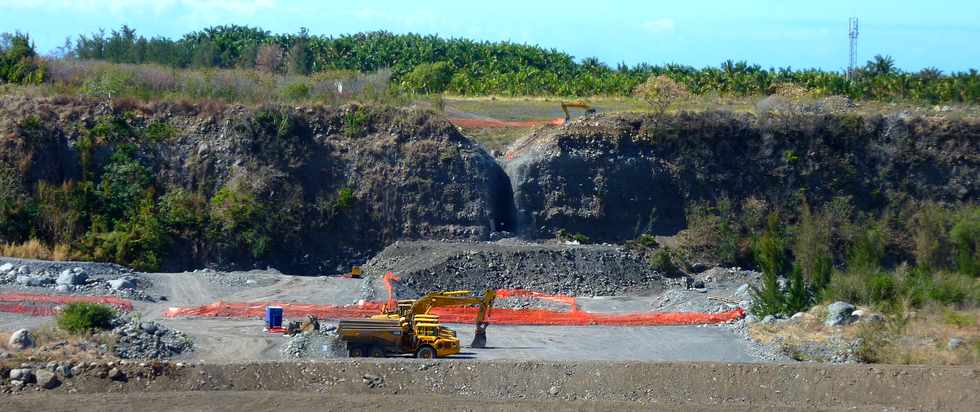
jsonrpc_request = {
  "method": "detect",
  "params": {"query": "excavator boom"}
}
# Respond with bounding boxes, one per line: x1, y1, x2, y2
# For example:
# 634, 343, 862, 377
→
405, 290, 496, 348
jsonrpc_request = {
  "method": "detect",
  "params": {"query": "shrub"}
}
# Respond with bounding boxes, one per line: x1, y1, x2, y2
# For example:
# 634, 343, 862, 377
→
208, 181, 272, 258
57, 303, 116, 334
649, 248, 679, 275
848, 223, 885, 271
929, 272, 978, 306
343, 107, 368, 138
950, 208, 980, 276
784, 264, 811, 314
333, 188, 355, 210
633, 74, 690, 114
912, 203, 952, 271
823, 271, 866, 304
282, 81, 310, 100
84, 194, 168, 271
401, 61, 454, 94
144, 120, 176, 142
794, 200, 833, 290
866, 273, 898, 303
254, 106, 298, 139
943, 309, 977, 328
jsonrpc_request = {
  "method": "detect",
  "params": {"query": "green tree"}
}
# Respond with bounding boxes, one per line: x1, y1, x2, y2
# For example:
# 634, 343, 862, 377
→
783, 264, 810, 314
750, 213, 788, 317
287, 28, 313, 75
794, 200, 833, 290
401, 61, 454, 94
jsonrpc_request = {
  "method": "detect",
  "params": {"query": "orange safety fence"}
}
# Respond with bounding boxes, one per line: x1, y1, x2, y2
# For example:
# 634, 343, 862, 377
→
449, 117, 563, 129
163, 288, 744, 327
0, 292, 134, 316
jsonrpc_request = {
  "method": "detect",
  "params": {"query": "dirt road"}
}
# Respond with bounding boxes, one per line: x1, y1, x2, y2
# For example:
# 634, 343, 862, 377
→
5, 360, 978, 411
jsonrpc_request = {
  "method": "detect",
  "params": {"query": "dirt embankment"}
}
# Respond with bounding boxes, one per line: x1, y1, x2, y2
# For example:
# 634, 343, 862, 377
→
4, 360, 979, 411
504, 112, 979, 241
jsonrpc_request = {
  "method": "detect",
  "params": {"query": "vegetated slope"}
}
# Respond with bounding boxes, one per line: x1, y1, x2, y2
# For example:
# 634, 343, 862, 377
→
505, 111, 979, 242
0, 95, 514, 273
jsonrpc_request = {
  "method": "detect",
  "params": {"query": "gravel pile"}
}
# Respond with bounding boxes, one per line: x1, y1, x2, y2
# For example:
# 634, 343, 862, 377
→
190, 268, 276, 289
0, 258, 150, 300
364, 240, 666, 297
280, 326, 344, 359
110, 318, 194, 359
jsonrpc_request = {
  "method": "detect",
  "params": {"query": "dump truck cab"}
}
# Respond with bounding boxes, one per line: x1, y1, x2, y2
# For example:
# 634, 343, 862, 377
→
411, 315, 460, 358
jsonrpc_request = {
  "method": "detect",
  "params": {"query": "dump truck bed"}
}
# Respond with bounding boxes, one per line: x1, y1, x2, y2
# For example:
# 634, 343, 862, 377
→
337, 319, 405, 348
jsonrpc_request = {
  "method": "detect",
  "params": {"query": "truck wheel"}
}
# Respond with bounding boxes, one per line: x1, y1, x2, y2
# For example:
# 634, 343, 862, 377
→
348, 345, 365, 358
369, 346, 385, 358
415, 345, 436, 359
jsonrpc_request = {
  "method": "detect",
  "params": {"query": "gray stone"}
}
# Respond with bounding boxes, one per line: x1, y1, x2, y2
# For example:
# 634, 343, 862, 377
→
8, 329, 34, 350
108, 367, 124, 380
825, 301, 857, 327
35, 369, 59, 389
58, 364, 74, 378
57, 269, 88, 286
0, 262, 13, 273
549, 385, 561, 395
761, 315, 776, 324
17, 265, 29, 274
140, 322, 158, 334
9, 368, 34, 382
55, 284, 73, 293
108, 277, 137, 290
948, 338, 964, 350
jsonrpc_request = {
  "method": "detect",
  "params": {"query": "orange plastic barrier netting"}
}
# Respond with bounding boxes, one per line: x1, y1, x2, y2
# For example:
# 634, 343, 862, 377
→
449, 118, 563, 129
163, 288, 745, 326
0, 292, 134, 316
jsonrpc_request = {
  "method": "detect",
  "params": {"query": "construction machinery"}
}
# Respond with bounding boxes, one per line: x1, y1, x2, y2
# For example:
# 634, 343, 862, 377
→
560, 101, 596, 124
337, 290, 496, 358
342, 266, 363, 279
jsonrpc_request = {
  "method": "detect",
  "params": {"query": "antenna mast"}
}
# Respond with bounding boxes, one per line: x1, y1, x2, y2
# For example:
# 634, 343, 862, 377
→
848, 17, 859, 79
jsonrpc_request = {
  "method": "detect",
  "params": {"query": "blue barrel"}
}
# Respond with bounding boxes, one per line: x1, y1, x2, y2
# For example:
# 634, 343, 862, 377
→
265, 306, 283, 328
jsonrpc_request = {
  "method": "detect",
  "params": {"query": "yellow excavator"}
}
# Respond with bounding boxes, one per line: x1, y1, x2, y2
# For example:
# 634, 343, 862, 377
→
375, 290, 497, 348
560, 101, 596, 124
337, 290, 496, 358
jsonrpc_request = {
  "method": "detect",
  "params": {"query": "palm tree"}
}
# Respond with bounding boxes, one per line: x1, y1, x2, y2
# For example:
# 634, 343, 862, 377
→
866, 54, 897, 76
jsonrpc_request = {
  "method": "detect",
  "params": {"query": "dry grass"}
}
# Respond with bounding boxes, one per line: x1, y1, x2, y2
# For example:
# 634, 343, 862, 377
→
0, 239, 73, 261
0, 323, 119, 365
750, 304, 980, 365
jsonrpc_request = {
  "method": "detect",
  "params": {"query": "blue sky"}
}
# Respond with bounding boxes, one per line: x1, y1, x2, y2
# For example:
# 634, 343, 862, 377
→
1, 0, 977, 72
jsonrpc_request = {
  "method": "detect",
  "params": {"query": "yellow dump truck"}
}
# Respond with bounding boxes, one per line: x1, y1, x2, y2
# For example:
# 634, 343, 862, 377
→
337, 314, 460, 358
337, 290, 495, 358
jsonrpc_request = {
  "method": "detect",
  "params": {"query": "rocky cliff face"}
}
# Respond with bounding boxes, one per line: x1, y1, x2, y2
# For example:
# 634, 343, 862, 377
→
0, 95, 514, 273
504, 111, 979, 241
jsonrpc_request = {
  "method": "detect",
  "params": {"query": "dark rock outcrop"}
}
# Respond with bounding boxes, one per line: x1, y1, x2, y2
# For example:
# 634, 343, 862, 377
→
504, 112, 979, 241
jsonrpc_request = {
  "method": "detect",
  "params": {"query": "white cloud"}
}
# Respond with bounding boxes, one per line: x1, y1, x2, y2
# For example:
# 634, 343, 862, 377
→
641, 18, 675, 33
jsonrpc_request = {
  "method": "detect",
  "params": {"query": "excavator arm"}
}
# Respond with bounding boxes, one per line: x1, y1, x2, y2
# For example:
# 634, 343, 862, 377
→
408, 290, 496, 348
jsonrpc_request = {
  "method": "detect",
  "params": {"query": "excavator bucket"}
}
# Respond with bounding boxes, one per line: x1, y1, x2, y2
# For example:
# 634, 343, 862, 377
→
470, 322, 488, 348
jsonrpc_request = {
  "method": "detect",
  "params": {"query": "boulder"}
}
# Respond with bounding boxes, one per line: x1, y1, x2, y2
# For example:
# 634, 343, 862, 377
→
825, 301, 857, 327
8, 328, 35, 350
56, 269, 88, 286
108, 277, 137, 291
35, 369, 59, 389
0, 262, 13, 273
9, 368, 34, 383
107, 367, 124, 381
948, 338, 964, 350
